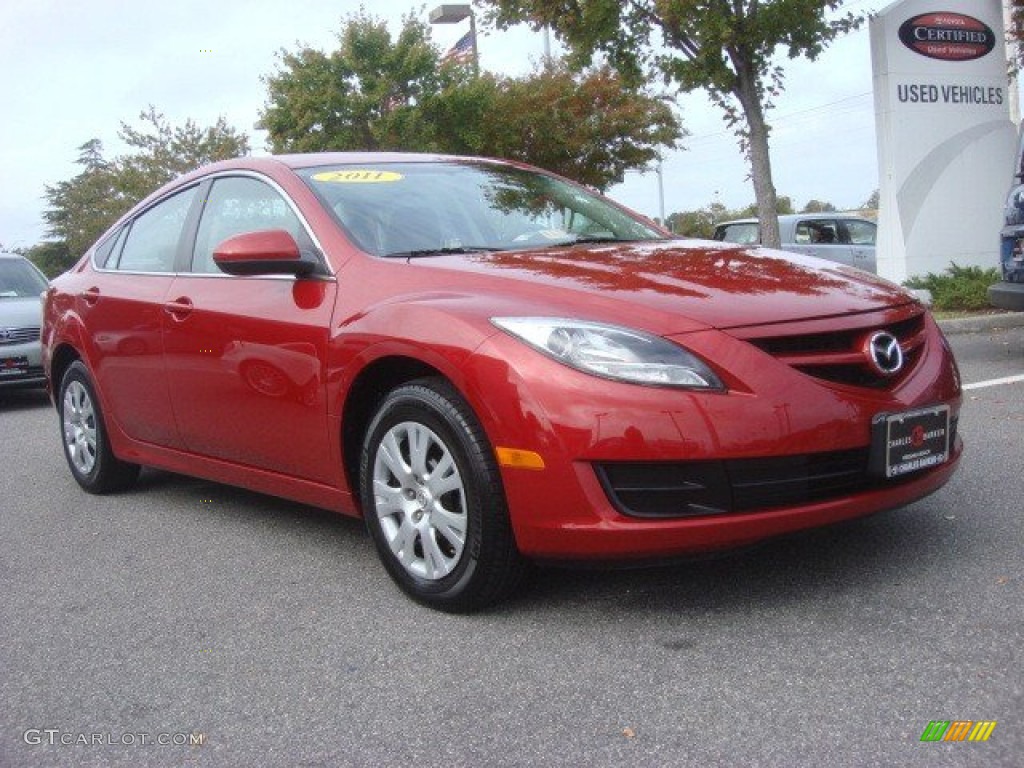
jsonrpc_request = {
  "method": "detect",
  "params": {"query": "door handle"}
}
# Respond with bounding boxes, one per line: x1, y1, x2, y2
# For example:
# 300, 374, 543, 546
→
80, 287, 100, 306
164, 296, 194, 321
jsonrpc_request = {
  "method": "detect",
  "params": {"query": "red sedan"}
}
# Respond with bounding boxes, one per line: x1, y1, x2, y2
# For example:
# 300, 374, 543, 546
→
42, 154, 962, 610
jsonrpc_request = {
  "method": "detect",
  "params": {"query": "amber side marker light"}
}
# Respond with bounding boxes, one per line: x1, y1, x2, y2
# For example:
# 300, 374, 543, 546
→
495, 447, 546, 470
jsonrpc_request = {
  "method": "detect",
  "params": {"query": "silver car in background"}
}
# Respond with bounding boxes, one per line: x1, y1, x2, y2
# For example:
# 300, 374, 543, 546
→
713, 213, 877, 273
0, 252, 48, 389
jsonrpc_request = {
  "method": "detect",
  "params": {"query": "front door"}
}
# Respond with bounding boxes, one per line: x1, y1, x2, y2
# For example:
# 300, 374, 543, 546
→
161, 175, 337, 483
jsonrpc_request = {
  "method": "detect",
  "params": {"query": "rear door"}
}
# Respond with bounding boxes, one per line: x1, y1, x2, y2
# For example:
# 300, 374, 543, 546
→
82, 185, 200, 447
161, 174, 338, 483
787, 217, 855, 267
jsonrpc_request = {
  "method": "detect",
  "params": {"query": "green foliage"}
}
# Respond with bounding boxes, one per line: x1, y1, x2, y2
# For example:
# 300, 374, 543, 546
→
41, 109, 248, 271
116, 106, 249, 202
1012, 0, 1024, 73
259, 11, 682, 190
666, 206, 721, 238
24, 240, 72, 278
666, 196, 795, 237
260, 11, 445, 153
904, 264, 1001, 311
461, 63, 681, 190
802, 199, 836, 213
481, 1, 860, 97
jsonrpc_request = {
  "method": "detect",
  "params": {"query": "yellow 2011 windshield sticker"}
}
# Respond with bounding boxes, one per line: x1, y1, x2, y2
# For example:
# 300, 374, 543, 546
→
312, 170, 403, 183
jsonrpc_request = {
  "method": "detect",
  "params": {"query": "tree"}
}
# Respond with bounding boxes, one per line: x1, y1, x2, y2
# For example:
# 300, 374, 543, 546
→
666, 195, 795, 237
480, 1, 862, 248
42, 139, 125, 261
862, 189, 880, 210
1010, 0, 1024, 71
259, 11, 682, 190
24, 240, 72, 279
260, 11, 445, 153
801, 199, 836, 213
116, 106, 250, 202
437, 63, 681, 190
41, 110, 249, 272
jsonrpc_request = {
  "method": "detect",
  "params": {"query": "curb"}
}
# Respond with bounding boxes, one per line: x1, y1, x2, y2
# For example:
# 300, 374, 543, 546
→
935, 311, 1024, 335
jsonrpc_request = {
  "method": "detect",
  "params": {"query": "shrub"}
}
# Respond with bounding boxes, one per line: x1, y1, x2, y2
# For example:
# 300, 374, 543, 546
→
904, 263, 1001, 311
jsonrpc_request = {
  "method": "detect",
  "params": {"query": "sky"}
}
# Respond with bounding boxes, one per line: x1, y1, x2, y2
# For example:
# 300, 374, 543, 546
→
1, 0, 889, 250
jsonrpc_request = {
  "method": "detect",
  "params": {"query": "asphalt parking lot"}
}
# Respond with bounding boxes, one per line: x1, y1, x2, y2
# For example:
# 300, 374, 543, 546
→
1, 320, 1021, 768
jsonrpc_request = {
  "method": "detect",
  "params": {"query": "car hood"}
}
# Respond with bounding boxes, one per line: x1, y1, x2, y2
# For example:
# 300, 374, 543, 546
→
0, 296, 44, 327
415, 240, 915, 332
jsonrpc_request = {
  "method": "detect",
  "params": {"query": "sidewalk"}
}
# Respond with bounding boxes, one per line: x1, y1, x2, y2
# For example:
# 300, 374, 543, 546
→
934, 311, 1024, 335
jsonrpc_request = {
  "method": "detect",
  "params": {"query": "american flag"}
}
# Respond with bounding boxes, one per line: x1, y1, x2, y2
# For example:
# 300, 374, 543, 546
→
443, 31, 475, 64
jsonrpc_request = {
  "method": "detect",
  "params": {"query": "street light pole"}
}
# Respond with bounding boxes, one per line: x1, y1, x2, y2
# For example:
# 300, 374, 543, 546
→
656, 161, 665, 224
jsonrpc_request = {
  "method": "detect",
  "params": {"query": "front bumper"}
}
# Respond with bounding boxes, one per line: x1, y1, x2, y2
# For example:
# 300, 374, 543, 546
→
469, 309, 962, 561
506, 439, 961, 560
988, 281, 1024, 311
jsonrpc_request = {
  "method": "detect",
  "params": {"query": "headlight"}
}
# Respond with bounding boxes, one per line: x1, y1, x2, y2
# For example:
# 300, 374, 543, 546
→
491, 317, 724, 390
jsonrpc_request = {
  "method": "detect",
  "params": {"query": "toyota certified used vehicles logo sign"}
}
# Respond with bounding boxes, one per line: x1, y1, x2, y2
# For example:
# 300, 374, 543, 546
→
867, 332, 904, 376
898, 12, 996, 61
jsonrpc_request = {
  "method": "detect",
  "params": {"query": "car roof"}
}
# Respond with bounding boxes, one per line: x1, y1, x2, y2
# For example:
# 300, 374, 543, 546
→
177, 151, 514, 178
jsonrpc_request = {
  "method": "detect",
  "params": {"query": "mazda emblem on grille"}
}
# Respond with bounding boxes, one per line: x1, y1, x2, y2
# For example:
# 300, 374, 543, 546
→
866, 331, 903, 375
0, 328, 11, 341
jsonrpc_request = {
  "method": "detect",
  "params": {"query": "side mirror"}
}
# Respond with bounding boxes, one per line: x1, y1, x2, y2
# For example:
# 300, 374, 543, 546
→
212, 230, 318, 277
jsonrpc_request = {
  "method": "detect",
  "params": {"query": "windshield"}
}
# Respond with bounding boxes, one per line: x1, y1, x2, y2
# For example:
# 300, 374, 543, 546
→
0, 258, 48, 298
298, 161, 665, 257
715, 222, 760, 244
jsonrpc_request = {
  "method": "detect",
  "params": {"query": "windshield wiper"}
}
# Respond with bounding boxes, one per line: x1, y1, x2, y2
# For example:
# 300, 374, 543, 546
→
541, 236, 641, 248
384, 246, 507, 259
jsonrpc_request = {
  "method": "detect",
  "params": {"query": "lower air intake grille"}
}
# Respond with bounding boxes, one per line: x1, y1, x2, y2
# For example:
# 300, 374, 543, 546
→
596, 446, 928, 519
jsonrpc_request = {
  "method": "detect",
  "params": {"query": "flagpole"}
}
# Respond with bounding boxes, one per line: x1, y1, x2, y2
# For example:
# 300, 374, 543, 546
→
469, 11, 479, 77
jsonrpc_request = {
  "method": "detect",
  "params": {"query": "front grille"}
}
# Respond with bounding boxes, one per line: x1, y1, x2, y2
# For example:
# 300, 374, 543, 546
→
0, 326, 41, 346
744, 313, 926, 389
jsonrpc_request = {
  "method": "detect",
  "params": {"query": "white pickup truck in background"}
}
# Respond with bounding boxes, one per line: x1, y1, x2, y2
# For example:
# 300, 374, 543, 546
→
712, 213, 878, 274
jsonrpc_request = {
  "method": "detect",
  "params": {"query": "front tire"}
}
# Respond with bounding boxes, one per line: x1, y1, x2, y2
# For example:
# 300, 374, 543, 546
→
360, 378, 524, 611
58, 360, 140, 493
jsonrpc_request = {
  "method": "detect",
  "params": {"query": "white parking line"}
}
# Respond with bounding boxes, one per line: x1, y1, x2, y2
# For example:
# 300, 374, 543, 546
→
962, 374, 1024, 391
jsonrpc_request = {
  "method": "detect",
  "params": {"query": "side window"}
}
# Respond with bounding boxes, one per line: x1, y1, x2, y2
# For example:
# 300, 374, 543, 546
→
93, 230, 116, 267
192, 176, 306, 274
94, 226, 128, 269
796, 220, 838, 245
116, 186, 198, 272
844, 219, 876, 246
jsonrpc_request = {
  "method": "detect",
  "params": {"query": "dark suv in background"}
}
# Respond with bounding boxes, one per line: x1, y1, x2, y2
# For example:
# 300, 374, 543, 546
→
991, 179, 1024, 310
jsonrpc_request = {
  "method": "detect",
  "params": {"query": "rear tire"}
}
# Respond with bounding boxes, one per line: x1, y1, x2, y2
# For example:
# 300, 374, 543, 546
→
360, 378, 524, 611
58, 361, 140, 493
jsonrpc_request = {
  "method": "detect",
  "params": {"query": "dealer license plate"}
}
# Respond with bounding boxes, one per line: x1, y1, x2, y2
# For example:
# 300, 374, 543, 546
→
0, 355, 29, 377
871, 405, 950, 478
